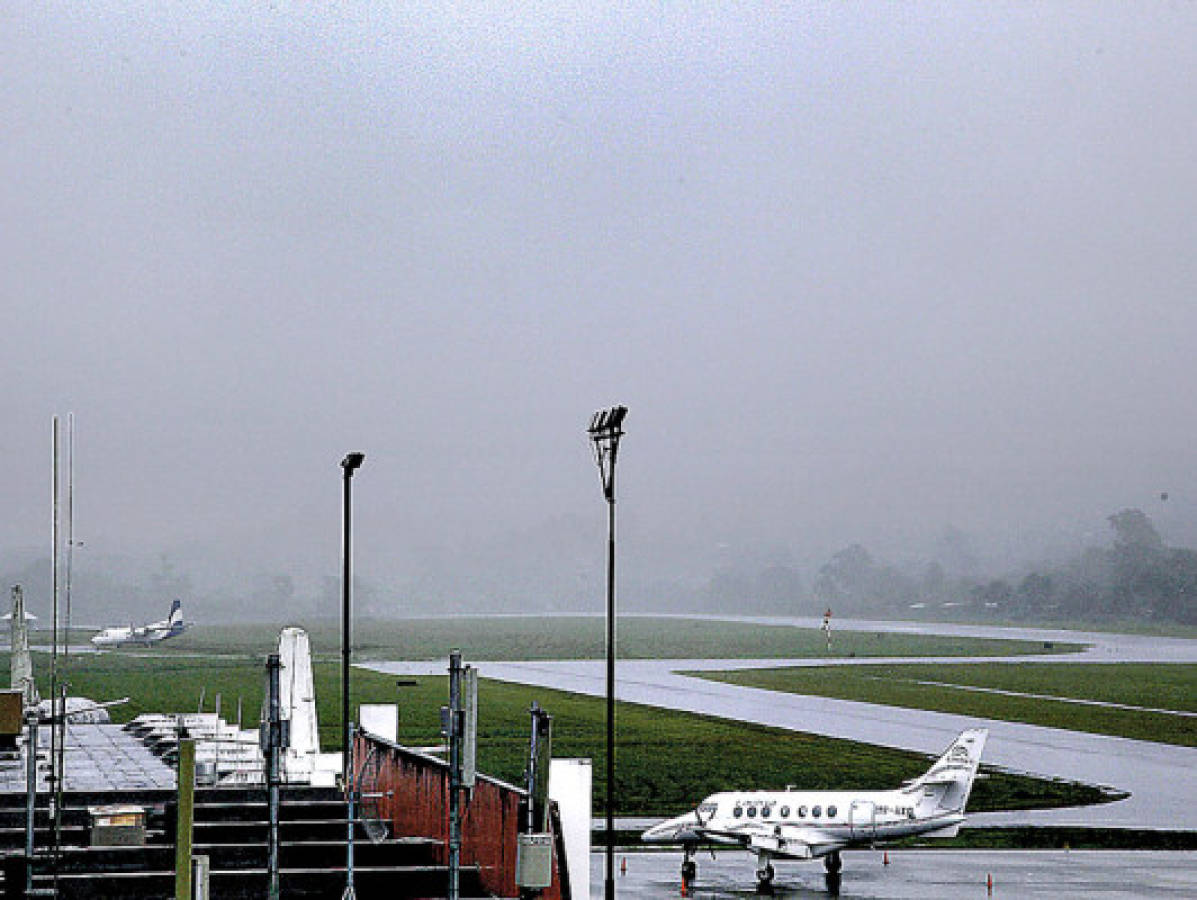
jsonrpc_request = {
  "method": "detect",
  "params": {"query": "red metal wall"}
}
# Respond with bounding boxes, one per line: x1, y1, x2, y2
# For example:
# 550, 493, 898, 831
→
355, 733, 566, 900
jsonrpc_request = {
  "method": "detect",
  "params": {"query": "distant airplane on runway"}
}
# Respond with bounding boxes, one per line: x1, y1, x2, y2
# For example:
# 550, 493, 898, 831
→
90, 599, 189, 648
642, 728, 988, 889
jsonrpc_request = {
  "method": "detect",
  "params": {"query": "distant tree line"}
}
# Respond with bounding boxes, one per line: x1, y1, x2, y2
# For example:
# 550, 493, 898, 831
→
804, 509, 1196, 626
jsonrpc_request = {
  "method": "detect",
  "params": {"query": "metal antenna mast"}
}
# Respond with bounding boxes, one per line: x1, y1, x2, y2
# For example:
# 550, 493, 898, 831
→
49, 416, 62, 884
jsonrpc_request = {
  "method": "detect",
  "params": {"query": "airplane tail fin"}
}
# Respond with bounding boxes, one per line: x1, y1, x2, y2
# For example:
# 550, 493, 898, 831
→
907, 728, 988, 814
168, 599, 184, 629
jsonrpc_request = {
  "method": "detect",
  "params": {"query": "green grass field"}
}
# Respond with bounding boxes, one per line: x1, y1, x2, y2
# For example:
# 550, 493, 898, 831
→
55, 616, 1083, 661
14, 653, 1110, 817
691, 662, 1197, 746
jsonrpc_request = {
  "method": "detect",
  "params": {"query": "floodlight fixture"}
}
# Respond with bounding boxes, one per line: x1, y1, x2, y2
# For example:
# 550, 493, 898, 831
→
588, 405, 627, 501
342, 452, 365, 475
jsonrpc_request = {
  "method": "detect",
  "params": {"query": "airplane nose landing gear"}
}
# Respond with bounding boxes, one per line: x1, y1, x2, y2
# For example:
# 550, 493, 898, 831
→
824, 871, 842, 897
681, 843, 697, 883
755, 862, 774, 892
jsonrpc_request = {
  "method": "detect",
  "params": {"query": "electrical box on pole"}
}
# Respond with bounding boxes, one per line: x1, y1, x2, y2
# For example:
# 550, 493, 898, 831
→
518, 702, 554, 892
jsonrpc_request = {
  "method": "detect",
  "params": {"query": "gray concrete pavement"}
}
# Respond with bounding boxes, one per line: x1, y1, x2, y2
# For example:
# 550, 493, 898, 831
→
592, 849, 1197, 898
364, 618, 1197, 830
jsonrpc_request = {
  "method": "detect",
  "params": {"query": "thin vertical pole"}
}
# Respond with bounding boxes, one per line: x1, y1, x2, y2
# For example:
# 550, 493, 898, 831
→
345, 722, 356, 898
49, 416, 61, 883
604, 473, 616, 900
175, 739, 195, 900
447, 650, 462, 900
24, 711, 38, 896
63, 413, 74, 675
341, 470, 352, 786
54, 415, 72, 885
266, 653, 281, 900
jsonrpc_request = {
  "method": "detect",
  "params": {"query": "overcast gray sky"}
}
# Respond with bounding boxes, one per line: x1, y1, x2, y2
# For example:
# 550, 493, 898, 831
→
4, 3, 1195, 613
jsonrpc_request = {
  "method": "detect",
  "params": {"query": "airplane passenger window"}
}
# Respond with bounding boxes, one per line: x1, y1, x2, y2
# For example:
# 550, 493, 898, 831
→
747, 806, 757, 818
780, 806, 790, 818
812, 806, 822, 818
798, 806, 807, 818
733, 806, 743, 818
762, 806, 771, 819
827, 805, 837, 818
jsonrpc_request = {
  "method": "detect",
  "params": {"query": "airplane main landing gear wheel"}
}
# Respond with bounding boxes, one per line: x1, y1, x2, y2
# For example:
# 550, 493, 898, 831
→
824, 850, 842, 874
681, 843, 698, 882
756, 863, 774, 889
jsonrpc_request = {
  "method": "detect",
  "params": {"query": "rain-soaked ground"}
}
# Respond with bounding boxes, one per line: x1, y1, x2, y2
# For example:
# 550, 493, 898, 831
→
591, 848, 1197, 898
367, 617, 1197, 829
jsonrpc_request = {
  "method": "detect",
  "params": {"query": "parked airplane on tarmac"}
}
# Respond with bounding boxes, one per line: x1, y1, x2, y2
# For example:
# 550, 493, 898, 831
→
642, 728, 988, 889
90, 599, 189, 648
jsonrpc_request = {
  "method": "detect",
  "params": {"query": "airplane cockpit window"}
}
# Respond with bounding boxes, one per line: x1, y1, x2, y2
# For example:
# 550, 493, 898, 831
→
827, 805, 838, 818
698, 803, 718, 819
812, 805, 822, 818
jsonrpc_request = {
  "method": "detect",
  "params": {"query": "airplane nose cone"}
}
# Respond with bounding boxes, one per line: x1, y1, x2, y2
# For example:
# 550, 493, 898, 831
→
642, 811, 701, 843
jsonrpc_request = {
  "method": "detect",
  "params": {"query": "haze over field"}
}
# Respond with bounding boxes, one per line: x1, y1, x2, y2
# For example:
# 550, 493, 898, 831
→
3, 4, 1195, 621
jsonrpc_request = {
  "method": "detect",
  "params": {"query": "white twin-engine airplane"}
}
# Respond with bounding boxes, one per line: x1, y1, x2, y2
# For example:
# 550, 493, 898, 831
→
642, 728, 988, 888
90, 599, 189, 648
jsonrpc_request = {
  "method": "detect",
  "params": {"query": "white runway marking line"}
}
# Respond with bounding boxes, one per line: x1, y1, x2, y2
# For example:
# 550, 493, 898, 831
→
874, 675, 1197, 718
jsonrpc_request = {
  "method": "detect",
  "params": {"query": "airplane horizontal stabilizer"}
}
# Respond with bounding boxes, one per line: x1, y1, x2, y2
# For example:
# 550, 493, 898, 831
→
919, 823, 961, 838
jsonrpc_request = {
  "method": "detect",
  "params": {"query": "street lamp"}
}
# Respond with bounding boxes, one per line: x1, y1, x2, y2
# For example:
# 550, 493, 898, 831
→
340, 452, 365, 786
587, 405, 626, 900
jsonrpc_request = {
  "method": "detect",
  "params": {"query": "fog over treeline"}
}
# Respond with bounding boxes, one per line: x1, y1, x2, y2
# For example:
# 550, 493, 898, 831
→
3, 505, 1195, 626
4, 5, 1196, 627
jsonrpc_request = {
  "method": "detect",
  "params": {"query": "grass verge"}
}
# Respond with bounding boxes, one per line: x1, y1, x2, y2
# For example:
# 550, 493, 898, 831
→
17, 653, 1112, 817
690, 662, 1197, 746
51, 616, 1084, 661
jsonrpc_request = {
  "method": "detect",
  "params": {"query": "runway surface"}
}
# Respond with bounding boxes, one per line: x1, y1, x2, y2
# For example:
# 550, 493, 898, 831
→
364, 617, 1197, 830
592, 848, 1197, 898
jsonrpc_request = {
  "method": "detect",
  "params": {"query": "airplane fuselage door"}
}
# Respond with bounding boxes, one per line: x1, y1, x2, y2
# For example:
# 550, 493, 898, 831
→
849, 800, 876, 842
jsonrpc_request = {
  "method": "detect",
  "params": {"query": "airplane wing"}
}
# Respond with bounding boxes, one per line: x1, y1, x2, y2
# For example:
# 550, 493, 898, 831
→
748, 824, 844, 860
697, 821, 844, 861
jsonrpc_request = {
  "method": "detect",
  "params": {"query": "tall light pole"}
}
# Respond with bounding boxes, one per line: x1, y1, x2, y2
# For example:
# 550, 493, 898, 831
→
588, 405, 626, 900
340, 452, 365, 786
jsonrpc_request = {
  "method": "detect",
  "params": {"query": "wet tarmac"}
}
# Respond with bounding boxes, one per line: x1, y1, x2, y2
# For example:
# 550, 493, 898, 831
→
590, 849, 1197, 898
366, 617, 1197, 830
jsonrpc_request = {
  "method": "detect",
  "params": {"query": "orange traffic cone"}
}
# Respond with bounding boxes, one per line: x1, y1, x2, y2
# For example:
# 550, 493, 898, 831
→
987, 872, 993, 894
883, 850, 889, 866
621, 857, 627, 876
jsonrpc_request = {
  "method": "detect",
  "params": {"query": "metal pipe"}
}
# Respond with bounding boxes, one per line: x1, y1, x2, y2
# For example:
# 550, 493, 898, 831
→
587, 406, 625, 900
604, 473, 616, 900
49, 416, 61, 886
24, 711, 37, 896
448, 649, 462, 900
342, 468, 352, 785
339, 453, 363, 785
345, 721, 356, 898
266, 653, 281, 900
